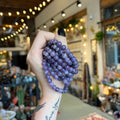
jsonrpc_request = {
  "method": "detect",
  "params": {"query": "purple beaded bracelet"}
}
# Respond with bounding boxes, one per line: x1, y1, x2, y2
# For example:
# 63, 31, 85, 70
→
42, 39, 79, 93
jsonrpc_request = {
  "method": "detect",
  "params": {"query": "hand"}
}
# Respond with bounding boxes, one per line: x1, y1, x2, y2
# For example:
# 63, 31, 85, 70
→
27, 30, 67, 97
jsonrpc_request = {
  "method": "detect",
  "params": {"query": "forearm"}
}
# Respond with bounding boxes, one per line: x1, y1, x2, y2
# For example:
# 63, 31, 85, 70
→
32, 93, 62, 120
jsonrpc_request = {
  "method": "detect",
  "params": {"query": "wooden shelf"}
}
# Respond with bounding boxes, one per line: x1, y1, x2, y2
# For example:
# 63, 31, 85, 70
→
70, 49, 81, 53
0, 47, 27, 51
67, 40, 82, 44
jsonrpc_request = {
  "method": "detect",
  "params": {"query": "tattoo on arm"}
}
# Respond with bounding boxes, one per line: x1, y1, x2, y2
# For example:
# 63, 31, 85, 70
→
45, 98, 60, 120
32, 103, 46, 120
35, 103, 46, 112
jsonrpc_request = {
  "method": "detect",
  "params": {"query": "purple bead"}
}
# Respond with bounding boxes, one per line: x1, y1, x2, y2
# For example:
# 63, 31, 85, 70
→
43, 51, 48, 56
67, 60, 72, 66
71, 57, 77, 62
50, 51, 55, 57
68, 73, 73, 77
53, 40, 58, 44
54, 62, 58, 66
58, 72, 63, 77
46, 75, 50, 79
73, 64, 79, 68
44, 70, 49, 75
59, 50, 63, 55
62, 63, 67, 67
45, 47, 49, 51
68, 53, 73, 58
68, 77, 73, 82
52, 85, 56, 90
47, 55, 51, 59
62, 53, 67, 59
61, 45, 66, 50
54, 56, 59, 60
47, 78, 52, 83
57, 41, 62, 47
64, 70, 69, 75
54, 74, 58, 79
65, 49, 70, 54
55, 47, 60, 51
48, 49, 52, 53
50, 71, 55, 76
57, 65, 62, 70
42, 61, 46, 66
49, 82, 54, 87
48, 67, 52, 71
43, 66, 47, 70
58, 59, 63, 64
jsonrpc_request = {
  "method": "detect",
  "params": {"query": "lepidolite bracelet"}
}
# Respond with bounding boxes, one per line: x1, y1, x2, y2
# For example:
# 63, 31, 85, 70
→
42, 39, 79, 93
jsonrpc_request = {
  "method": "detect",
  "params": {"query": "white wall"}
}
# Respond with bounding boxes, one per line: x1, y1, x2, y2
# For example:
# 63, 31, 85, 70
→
35, 0, 103, 81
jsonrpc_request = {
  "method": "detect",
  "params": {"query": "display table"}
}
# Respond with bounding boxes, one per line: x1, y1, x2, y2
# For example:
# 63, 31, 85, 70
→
58, 94, 114, 120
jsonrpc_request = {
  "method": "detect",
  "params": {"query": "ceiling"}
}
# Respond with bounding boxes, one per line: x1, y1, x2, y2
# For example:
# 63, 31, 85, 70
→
0, 0, 53, 34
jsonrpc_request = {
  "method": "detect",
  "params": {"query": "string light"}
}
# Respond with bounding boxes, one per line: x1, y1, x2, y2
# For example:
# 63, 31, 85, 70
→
61, 11, 66, 17
11, 35, 13, 37
83, 52, 87, 55
23, 10, 26, 14
43, 24, 47, 28
38, 7, 41, 11
8, 12, 12, 16
77, 0, 82, 7
1, 38, 4, 41
16, 11, 20, 15
83, 34, 86, 38
8, 36, 10, 39
9, 25, 12, 28
51, 18, 55, 23
15, 22, 18, 25
21, 19, 24, 22
3, 27, 6, 31
27, 15, 30, 19
83, 43, 86, 47
32, 11, 35, 15
80, 18, 84, 22
23, 23, 26, 26
90, 86, 93, 90
18, 29, 21, 32
34, 6, 38, 10
69, 24, 72, 27
75, 24, 78, 28
39, 4, 42, 8
29, 8, 32, 12
16, 31, 18, 34
114, 9, 118, 12
26, 26, 28, 29
13, 33, 16, 36
71, 27, 74, 31
47, 0, 51, 2
80, 26, 83, 29
108, 87, 111, 90
43, 1, 46, 6
0, 12, 3, 16
5, 37, 7, 40
20, 27, 23, 30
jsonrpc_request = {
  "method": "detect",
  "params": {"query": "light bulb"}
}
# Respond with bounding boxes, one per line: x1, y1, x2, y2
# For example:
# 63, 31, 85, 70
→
77, 0, 82, 7
90, 86, 93, 90
29, 8, 32, 12
21, 19, 24, 22
71, 27, 74, 31
8, 12, 12, 16
15, 22, 18, 25
16, 31, 18, 34
0, 12, 3, 16
8, 36, 10, 39
3, 27, 6, 31
26, 26, 28, 29
18, 29, 21, 32
1, 38, 4, 41
80, 18, 84, 22
34, 6, 37, 10
43, 24, 47, 28
5, 37, 7, 40
69, 24, 72, 27
16, 11, 20, 15
114, 9, 118, 12
47, 0, 50, 2
75, 24, 78, 28
32, 11, 35, 15
13, 33, 16, 36
83, 34, 86, 38
23, 23, 26, 26
38, 7, 41, 11
20, 27, 23, 30
108, 87, 111, 90
9, 25, 12, 28
23, 10, 26, 14
27, 15, 30, 19
11, 35, 13, 37
43, 1, 46, 6
39, 4, 42, 8
83, 52, 87, 55
83, 43, 86, 47
51, 18, 55, 23
80, 26, 83, 29
61, 11, 65, 17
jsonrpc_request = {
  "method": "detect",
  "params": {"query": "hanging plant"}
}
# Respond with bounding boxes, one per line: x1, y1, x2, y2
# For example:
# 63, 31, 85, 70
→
113, 34, 120, 41
95, 31, 104, 41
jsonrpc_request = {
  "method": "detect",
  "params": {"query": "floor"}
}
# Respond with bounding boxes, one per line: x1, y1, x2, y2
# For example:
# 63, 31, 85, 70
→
57, 94, 114, 120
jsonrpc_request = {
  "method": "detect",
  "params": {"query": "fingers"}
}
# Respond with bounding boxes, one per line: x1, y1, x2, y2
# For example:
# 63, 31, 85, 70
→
30, 30, 55, 51
54, 34, 67, 46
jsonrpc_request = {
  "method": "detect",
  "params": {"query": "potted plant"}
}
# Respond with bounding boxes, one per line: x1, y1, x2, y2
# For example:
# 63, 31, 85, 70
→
113, 34, 119, 41
95, 31, 104, 42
